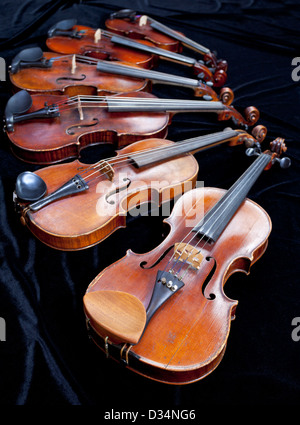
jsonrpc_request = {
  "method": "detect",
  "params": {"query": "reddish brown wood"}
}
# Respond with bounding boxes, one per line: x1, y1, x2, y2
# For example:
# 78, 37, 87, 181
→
17, 138, 199, 250
6, 92, 169, 164
105, 18, 180, 52
84, 187, 272, 384
46, 25, 156, 69
10, 52, 149, 96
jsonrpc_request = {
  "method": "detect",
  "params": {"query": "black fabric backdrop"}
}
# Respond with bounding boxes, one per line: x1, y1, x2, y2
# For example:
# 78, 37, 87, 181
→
0, 0, 299, 410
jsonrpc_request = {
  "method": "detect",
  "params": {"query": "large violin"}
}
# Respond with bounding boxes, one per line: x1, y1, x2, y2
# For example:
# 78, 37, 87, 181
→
106, 9, 227, 74
13, 126, 265, 250
5, 90, 260, 164
9, 48, 230, 103
83, 138, 290, 384
46, 19, 226, 86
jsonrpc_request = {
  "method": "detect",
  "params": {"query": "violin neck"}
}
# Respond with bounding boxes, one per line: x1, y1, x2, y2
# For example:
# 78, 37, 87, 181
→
128, 129, 239, 168
96, 61, 199, 88
193, 152, 271, 242
148, 19, 210, 55
106, 98, 225, 113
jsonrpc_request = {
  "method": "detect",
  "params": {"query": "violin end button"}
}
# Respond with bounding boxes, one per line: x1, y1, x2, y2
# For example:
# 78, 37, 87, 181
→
20, 216, 27, 226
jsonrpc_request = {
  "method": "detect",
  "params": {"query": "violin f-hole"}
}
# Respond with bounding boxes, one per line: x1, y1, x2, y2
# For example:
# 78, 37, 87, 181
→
66, 118, 99, 135
202, 256, 217, 300
56, 74, 87, 83
140, 245, 174, 269
105, 177, 131, 205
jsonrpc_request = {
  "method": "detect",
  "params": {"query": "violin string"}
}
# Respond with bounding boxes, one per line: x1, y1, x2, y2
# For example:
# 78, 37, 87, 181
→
166, 153, 269, 281
77, 131, 238, 183
53, 94, 218, 107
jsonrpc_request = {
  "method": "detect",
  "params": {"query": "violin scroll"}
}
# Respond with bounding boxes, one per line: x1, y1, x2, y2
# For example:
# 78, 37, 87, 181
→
250, 124, 267, 143
219, 87, 234, 105
213, 69, 228, 87
244, 106, 260, 127
227, 125, 267, 148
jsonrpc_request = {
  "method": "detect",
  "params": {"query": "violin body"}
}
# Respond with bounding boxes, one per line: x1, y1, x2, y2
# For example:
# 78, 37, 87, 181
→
17, 138, 198, 250
83, 186, 271, 384
6, 92, 169, 164
46, 25, 156, 69
10, 52, 148, 96
105, 17, 180, 52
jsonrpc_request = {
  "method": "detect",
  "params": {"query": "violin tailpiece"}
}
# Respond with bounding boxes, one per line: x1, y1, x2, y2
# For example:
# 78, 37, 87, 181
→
145, 270, 185, 326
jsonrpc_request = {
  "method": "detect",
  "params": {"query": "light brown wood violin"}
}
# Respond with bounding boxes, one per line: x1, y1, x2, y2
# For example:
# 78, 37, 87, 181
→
83, 138, 290, 384
13, 126, 265, 250
46, 19, 227, 86
5, 90, 260, 164
106, 9, 228, 75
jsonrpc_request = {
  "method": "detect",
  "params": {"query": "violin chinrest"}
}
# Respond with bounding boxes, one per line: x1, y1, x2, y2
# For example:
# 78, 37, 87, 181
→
15, 171, 47, 202
83, 290, 146, 345
48, 19, 77, 33
5, 90, 32, 115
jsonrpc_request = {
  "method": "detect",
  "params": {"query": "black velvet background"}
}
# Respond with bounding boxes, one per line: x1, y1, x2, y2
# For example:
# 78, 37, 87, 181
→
0, 0, 299, 410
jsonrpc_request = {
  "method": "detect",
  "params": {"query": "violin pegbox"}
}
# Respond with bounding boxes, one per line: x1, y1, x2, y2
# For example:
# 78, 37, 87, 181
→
247, 137, 291, 170
268, 138, 291, 169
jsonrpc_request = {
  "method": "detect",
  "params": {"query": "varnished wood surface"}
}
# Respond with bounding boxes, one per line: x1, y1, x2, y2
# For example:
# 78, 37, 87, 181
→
7, 92, 169, 164
84, 187, 271, 384
10, 52, 149, 96
21, 138, 199, 250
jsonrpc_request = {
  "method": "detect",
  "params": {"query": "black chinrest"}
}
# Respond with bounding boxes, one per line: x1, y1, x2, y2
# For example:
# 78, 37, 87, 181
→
48, 19, 77, 37
5, 90, 32, 116
15, 172, 47, 202
10, 47, 44, 74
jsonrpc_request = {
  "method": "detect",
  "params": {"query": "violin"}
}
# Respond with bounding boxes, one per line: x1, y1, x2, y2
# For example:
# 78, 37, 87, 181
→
5, 90, 260, 164
13, 126, 265, 251
83, 138, 290, 384
106, 9, 228, 75
46, 19, 227, 86
8, 49, 241, 108
9, 48, 148, 96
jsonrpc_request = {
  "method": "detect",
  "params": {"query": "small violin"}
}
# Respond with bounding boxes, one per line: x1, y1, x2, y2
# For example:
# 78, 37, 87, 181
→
13, 126, 265, 250
106, 9, 227, 74
46, 19, 227, 86
5, 90, 260, 164
83, 138, 290, 384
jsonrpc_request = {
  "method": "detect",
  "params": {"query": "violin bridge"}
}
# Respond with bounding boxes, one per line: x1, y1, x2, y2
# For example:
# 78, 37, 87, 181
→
94, 28, 101, 43
77, 98, 84, 120
98, 160, 114, 181
139, 15, 148, 26
174, 243, 204, 270
71, 54, 76, 74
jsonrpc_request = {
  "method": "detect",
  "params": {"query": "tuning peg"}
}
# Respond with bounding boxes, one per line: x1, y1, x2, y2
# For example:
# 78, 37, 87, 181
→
246, 147, 260, 157
275, 156, 291, 169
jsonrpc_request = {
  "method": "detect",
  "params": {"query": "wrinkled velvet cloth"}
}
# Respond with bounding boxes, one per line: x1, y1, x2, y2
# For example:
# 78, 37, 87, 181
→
0, 0, 299, 407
